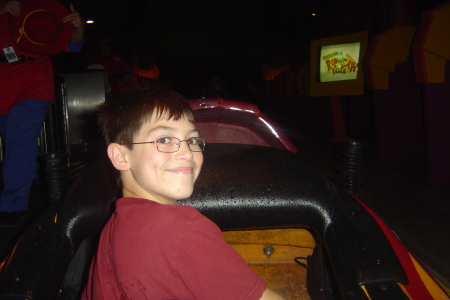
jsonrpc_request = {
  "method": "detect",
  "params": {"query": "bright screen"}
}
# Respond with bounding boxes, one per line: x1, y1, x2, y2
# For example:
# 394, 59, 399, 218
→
319, 42, 361, 83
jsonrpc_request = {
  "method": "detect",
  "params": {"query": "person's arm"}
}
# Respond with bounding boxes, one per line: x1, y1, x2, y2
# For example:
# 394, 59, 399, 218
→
62, 4, 85, 45
259, 287, 286, 300
0, 0, 20, 16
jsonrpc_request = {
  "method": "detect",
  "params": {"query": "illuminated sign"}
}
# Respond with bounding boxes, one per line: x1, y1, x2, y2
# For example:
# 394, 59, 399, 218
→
319, 42, 360, 82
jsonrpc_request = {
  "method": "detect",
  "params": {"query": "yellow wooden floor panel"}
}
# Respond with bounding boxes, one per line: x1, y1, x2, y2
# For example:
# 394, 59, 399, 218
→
224, 228, 314, 300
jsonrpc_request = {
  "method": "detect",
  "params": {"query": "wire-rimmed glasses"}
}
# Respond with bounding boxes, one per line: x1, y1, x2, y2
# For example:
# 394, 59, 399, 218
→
127, 137, 206, 153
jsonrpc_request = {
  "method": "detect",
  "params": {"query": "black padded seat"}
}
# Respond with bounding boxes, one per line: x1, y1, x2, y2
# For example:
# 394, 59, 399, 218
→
0, 158, 118, 300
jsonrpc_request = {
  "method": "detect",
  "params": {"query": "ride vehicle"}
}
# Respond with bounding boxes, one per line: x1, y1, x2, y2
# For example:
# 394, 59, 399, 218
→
0, 98, 448, 300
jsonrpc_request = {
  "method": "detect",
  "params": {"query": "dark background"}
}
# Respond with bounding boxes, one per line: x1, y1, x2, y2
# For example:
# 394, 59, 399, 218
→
52, 0, 450, 191
58, 0, 448, 98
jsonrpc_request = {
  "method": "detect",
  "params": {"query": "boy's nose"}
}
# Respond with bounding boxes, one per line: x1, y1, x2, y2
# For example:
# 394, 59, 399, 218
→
176, 141, 193, 159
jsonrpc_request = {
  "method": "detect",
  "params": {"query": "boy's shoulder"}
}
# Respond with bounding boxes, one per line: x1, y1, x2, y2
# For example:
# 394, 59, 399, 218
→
116, 197, 205, 225
111, 197, 222, 247
117, 197, 198, 211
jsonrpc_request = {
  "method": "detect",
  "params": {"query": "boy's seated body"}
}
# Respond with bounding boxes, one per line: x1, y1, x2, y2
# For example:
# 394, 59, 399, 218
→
82, 89, 285, 300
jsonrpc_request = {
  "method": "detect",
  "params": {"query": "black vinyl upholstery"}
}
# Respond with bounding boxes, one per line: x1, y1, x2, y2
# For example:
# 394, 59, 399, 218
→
0, 158, 118, 300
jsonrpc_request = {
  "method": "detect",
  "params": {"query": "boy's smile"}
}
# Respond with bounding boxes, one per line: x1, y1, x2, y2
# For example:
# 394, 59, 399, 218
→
166, 166, 194, 175
114, 115, 203, 204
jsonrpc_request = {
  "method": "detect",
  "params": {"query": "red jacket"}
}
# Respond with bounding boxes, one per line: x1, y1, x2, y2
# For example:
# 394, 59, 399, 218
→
0, 8, 57, 113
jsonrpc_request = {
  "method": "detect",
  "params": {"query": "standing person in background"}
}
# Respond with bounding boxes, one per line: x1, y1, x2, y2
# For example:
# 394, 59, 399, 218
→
87, 37, 132, 97
0, 0, 85, 227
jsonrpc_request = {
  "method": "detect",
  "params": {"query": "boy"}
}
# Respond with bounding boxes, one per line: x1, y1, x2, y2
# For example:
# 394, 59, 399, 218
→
82, 89, 285, 300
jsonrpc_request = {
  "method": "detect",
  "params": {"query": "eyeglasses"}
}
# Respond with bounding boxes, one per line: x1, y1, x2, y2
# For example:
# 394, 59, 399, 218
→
127, 137, 206, 153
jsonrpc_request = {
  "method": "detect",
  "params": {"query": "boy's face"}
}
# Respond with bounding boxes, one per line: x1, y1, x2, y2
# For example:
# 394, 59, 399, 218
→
119, 114, 203, 204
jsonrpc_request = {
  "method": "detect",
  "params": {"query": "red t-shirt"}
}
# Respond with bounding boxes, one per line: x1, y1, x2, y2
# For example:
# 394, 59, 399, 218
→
82, 197, 267, 300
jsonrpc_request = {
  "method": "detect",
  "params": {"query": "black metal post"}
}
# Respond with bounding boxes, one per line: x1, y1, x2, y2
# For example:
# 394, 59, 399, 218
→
342, 139, 362, 195
45, 152, 66, 204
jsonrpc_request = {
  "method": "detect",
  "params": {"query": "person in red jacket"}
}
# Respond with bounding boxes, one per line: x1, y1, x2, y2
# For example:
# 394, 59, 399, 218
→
0, 0, 84, 227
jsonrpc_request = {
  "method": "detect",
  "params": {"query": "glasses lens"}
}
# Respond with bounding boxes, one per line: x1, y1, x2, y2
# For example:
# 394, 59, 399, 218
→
156, 137, 178, 153
155, 137, 205, 152
187, 137, 205, 152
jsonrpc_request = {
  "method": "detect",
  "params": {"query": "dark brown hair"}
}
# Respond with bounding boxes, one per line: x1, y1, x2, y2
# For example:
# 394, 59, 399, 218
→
98, 88, 195, 149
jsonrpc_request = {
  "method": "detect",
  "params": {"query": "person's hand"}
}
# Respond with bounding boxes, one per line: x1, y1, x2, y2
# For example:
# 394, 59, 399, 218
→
62, 4, 85, 28
0, 0, 20, 17
64, 4, 85, 45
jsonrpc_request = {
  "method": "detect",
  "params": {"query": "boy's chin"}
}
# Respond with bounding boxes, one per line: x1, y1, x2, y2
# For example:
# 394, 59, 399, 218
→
167, 188, 194, 202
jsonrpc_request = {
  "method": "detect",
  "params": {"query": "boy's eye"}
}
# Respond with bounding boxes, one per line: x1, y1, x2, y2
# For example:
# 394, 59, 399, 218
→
156, 137, 171, 144
188, 137, 200, 145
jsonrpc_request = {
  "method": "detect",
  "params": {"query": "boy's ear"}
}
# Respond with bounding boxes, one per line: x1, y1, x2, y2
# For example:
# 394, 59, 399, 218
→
107, 143, 130, 171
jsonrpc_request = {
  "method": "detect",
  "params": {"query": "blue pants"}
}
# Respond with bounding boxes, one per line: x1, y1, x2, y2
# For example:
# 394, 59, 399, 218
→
0, 99, 50, 212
